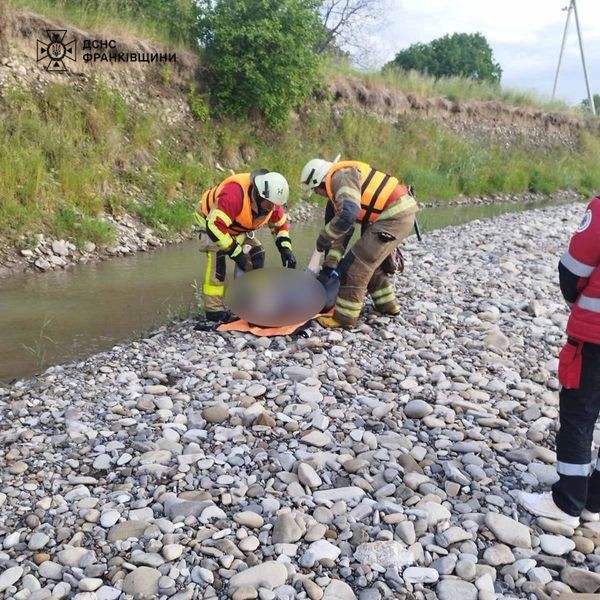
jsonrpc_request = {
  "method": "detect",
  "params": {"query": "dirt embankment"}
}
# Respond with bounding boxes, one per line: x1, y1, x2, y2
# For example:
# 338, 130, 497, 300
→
0, 6, 593, 279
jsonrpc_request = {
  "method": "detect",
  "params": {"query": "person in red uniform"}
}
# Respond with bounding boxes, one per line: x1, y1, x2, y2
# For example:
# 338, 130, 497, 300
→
519, 197, 600, 527
195, 169, 296, 322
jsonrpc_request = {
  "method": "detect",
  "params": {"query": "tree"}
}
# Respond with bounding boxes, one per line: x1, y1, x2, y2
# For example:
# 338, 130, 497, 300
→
316, 0, 384, 54
388, 33, 502, 84
581, 94, 600, 113
198, 0, 323, 126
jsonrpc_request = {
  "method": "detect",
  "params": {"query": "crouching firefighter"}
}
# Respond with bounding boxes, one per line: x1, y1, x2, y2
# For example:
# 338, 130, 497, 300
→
300, 158, 417, 328
519, 196, 600, 526
195, 170, 297, 323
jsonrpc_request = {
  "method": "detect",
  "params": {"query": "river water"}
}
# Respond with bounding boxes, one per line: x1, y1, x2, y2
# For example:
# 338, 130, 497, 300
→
0, 199, 575, 383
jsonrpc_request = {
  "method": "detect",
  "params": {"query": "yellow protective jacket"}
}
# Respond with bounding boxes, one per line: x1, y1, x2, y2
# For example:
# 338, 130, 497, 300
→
199, 173, 272, 234
324, 160, 415, 225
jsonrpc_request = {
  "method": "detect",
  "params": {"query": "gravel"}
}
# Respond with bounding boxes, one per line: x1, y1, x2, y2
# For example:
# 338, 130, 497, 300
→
0, 203, 594, 599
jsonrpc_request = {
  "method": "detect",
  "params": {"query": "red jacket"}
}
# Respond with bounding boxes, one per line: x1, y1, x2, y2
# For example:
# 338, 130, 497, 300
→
560, 197, 600, 343
213, 182, 289, 238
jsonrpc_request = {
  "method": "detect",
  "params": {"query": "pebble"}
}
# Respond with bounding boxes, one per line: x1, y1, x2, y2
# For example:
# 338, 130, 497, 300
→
0, 566, 23, 593
229, 562, 288, 591
0, 204, 591, 600
436, 579, 478, 600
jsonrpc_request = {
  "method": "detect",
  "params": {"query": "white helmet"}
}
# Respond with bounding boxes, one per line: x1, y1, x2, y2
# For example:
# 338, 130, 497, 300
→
300, 158, 333, 190
253, 171, 289, 205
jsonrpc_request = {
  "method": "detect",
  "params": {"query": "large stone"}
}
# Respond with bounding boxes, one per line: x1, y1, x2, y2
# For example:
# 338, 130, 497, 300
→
301, 540, 341, 567
404, 400, 433, 419
415, 501, 451, 526
233, 511, 264, 529
108, 520, 149, 541
0, 566, 23, 593
202, 404, 229, 423
354, 541, 414, 569
272, 512, 304, 544
229, 561, 288, 591
122, 567, 161, 599
313, 487, 365, 504
436, 579, 478, 600
561, 567, 600, 593
283, 366, 315, 381
483, 543, 515, 566
402, 567, 439, 584
58, 546, 92, 567
298, 463, 322, 488
323, 579, 357, 600
301, 431, 331, 448
484, 512, 531, 548
539, 534, 575, 556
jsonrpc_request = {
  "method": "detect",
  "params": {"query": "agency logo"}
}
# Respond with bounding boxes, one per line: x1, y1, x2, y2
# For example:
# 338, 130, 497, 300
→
37, 30, 76, 72
577, 208, 592, 233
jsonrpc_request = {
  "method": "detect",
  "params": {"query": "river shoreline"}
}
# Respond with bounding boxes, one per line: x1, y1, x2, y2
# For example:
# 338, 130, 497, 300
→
0, 190, 583, 280
0, 202, 595, 599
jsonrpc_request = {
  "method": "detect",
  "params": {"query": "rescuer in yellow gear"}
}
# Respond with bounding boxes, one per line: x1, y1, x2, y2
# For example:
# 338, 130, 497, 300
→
300, 158, 417, 328
195, 169, 296, 322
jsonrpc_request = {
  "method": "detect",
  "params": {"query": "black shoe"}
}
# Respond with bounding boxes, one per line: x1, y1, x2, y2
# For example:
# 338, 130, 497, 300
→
206, 310, 234, 323
194, 319, 217, 331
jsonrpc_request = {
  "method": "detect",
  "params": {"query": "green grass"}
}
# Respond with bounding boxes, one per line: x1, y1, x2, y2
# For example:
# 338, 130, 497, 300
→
2, 72, 600, 248
326, 59, 580, 115
6, 0, 190, 46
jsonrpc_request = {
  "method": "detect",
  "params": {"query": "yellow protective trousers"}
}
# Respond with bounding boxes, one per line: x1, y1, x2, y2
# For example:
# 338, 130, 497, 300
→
334, 207, 417, 326
198, 232, 264, 315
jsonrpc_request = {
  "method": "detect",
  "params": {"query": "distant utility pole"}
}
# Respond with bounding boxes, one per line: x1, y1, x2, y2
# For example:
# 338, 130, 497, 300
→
552, 0, 596, 115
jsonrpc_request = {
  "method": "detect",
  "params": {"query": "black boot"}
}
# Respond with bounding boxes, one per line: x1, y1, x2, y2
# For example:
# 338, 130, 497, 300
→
206, 310, 234, 323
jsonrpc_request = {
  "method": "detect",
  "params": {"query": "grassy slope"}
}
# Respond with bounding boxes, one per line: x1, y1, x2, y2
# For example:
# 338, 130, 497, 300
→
2, 4, 600, 247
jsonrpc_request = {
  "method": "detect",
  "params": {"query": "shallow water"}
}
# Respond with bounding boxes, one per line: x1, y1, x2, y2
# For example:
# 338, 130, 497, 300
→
0, 198, 575, 383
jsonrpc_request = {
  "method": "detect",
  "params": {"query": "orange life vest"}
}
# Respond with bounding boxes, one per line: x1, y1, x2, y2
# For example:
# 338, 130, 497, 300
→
200, 173, 272, 234
324, 160, 409, 224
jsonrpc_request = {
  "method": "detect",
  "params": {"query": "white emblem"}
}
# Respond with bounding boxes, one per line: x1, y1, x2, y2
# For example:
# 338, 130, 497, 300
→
577, 209, 592, 233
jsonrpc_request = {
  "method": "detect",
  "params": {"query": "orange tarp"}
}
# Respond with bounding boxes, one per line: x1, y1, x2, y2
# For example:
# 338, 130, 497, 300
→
217, 311, 333, 337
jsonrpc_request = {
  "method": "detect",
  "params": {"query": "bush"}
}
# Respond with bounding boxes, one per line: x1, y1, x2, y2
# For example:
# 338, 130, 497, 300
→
198, 0, 323, 126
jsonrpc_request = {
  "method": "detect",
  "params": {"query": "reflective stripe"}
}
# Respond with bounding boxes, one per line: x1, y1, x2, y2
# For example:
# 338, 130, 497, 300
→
557, 461, 592, 476
336, 185, 361, 202
324, 222, 337, 237
276, 231, 290, 239
211, 208, 233, 227
578, 294, 600, 312
208, 225, 233, 251
336, 296, 363, 310
271, 214, 287, 227
335, 304, 361, 318
373, 292, 396, 306
378, 195, 417, 220
203, 252, 225, 297
560, 251, 596, 277
328, 249, 343, 262
279, 239, 292, 250
194, 212, 207, 228
371, 285, 395, 300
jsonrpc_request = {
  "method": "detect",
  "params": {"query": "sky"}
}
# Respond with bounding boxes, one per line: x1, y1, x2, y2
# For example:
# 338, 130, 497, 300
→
358, 0, 600, 106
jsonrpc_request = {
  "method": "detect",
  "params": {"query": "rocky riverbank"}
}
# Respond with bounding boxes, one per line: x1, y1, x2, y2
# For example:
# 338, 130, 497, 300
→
0, 202, 596, 600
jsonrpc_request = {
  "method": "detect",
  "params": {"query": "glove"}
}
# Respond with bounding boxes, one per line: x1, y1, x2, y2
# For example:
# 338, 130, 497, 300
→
317, 266, 339, 286
230, 246, 250, 272
316, 233, 332, 253
276, 238, 297, 269
280, 249, 297, 269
